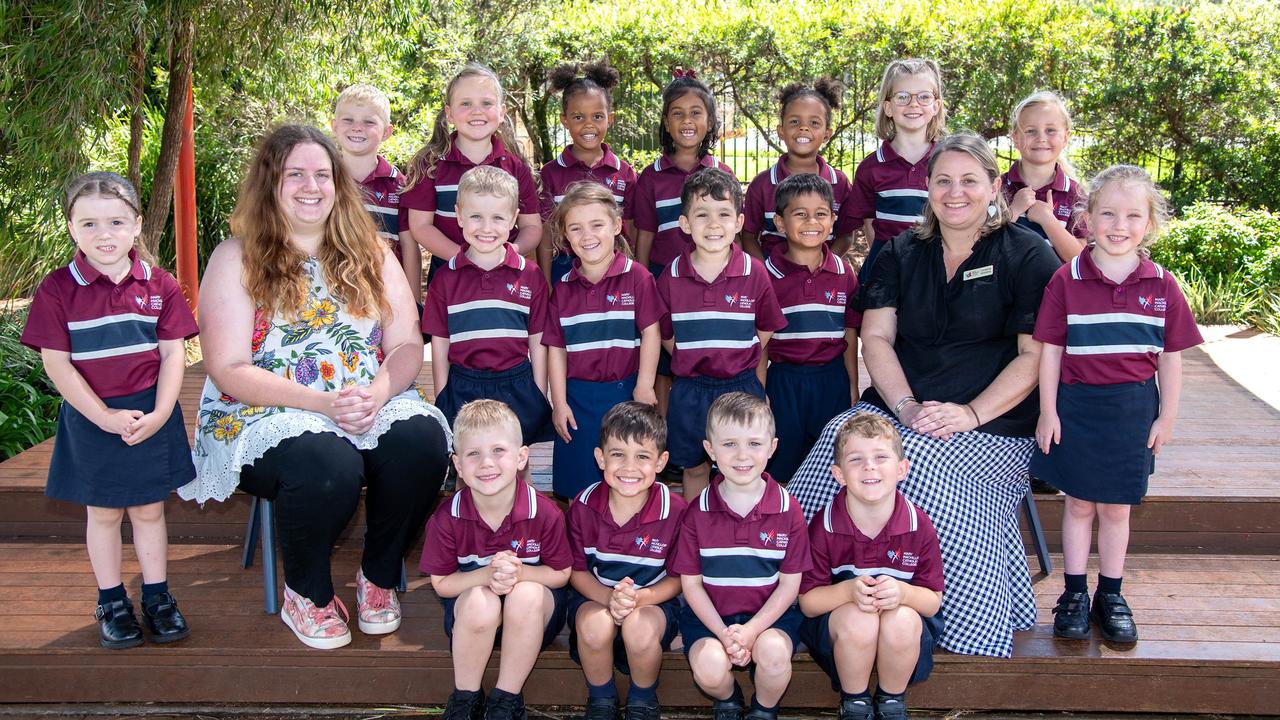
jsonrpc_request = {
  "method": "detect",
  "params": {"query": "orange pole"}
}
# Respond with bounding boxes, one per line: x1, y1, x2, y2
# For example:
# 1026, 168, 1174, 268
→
174, 76, 199, 314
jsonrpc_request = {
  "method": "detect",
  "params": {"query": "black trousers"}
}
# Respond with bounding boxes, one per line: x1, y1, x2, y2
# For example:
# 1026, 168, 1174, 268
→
238, 415, 449, 605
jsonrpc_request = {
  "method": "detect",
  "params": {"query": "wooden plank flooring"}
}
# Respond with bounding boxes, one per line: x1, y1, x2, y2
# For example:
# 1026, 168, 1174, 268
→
0, 542, 1276, 714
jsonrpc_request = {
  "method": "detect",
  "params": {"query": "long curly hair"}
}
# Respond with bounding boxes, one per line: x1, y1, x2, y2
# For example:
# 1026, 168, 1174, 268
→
230, 124, 385, 321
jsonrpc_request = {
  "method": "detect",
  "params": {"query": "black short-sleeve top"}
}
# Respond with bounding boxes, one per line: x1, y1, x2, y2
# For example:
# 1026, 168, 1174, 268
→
859, 223, 1060, 437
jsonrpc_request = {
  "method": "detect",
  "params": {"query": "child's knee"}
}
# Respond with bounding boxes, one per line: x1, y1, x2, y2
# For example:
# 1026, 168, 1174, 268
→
689, 639, 732, 684
620, 607, 663, 648
87, 506, 125, 525
455, 586, 502, 630
1096, 502, 1131, 524
576, 605, 618, 648
1064, 496, 1096, 519
504, 581, 549, 612
829, 605, 879, 648
751, 630, 793, 674
126, 501, 165, 524
878, 607, 922, 650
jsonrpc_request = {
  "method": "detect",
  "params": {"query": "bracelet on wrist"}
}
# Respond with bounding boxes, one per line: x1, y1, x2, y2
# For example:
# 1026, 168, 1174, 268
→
893, 395, 917, 417
965, 403, 982, 426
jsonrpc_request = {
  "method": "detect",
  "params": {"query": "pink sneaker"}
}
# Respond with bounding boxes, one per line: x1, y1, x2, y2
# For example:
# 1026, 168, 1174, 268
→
280, 585, 352, 649
355, 567, 401, 635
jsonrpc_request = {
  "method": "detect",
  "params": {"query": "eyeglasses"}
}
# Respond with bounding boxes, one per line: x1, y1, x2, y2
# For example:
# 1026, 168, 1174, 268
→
890, 91, 937, 107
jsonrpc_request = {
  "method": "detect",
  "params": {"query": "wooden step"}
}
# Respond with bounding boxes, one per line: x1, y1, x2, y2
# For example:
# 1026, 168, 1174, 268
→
0, 542, 1275, 715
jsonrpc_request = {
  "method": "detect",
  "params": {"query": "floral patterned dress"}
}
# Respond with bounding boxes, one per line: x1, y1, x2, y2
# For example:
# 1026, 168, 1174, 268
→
180, 257, 450, 503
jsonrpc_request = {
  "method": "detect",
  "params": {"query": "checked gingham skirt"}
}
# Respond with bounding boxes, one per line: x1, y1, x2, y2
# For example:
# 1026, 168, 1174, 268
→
787, 402, 1037, 658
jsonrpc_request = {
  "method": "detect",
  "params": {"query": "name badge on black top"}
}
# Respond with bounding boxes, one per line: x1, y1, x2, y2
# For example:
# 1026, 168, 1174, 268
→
963, 265, 994, 281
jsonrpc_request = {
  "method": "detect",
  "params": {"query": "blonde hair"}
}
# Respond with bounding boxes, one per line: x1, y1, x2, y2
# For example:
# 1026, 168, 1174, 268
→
1010, 90, 1077, 181
706, 392, 775, 440
457, 165, 519, 214
1084, 164, 1170, 255
833, 412, 904, 460
63, 171, 155, 265
914, 134, 1011, 242
874, 58, 947, 142
550, 181, 629, 257
334, 83, 391, 124
404, 63, 531, 191
230, 125, 385, 321
453, 399, 523, 448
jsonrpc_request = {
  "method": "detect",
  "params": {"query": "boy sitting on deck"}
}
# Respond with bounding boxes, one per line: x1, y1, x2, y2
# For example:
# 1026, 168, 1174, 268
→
421, 400, 572, 720
797, 413, 944, 720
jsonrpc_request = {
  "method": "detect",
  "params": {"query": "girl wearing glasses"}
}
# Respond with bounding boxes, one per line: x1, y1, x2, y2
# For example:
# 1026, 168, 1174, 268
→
845, 59, 947, 286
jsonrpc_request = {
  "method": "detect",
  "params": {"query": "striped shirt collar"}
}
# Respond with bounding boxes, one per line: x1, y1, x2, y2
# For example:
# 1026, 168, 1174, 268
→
1006, 160, 1071, 193
670, 242, 751, 280
443, 133, 509, 167
699, 472, 791, 518
450, 478, 539, 526
364, 155, 400, 182
765, 244, 844, 279
652, 152, 719, 173
577, 479, 673, 526
449, 242, 526, 272
874, 140, 933, 165
557, 143, 622, 172
768, 154, 837, 185
1070, 247, 1162, 285
69, 249, 151, 287
565, 250, 632, 285
823, 488, 919, 539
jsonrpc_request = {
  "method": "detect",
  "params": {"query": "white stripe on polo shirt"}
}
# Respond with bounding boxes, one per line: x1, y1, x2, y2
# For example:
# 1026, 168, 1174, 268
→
567, 338, 641, 352
457, 553, 496, 567
772, 330, 844, 340
67, 312, 159, 331
1067, 343, 1164, 356
584, 548, 667, 567
878, 188, 928, 199
876, 211, 925, 223
782, 303, 843, 315
702, 573, 781, 587
450, 328, 529, 343
700, 547, 787, 560
447, 299, 532, 315
365, 204, 398, 217
559, 310, 636, 326
670, 310, 756, 323
678, 339, 759, 350
832, 564, 915, 581
70, 342, 159, 361
1067, 313, 1165, 327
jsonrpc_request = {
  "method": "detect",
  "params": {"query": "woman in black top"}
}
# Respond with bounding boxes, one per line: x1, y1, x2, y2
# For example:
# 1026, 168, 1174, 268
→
788, 134, 1060, 658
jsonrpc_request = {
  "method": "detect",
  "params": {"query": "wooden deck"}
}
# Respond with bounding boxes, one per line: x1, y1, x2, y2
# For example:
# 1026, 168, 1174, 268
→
0, 346, 1278, 714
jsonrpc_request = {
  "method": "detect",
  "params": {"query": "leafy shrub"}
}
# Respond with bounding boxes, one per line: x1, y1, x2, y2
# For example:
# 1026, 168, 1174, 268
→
1153, 202, 1280, 284
0, 310, 60, 460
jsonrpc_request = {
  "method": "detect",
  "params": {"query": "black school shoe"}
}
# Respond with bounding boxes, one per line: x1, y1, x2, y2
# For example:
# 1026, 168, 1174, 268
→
583, 697, 621, 720
625, 696, 661, 720
96, 597, 144, 649
873, 695, 908, 720
744, 707, 777, 720
142, 592, 191, 643
837, 698, 875, 720
712, 692, 743, 720
485, 689, 526, 720
1051, 590, 1091, 640
443, 689, 486, 720
1092, 591, 1138, 644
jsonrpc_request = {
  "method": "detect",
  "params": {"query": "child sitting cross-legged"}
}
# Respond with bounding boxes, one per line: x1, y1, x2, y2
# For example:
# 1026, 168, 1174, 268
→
797, 413, 944, 720
421, 400, 572, 720
667, 392, 811, 720
566, 401, 687, 720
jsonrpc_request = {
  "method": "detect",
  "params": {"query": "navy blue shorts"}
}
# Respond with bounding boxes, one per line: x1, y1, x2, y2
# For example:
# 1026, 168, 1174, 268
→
46, 386, 194, 508
436, 360, 554, 446
799, 608, 944, 688
678, 604, 804, 659
566, 589, 681, 674
553, 376, 636, 498
666, 370, 765, 468
765, 357, 851, 484
440, 585, 569, 649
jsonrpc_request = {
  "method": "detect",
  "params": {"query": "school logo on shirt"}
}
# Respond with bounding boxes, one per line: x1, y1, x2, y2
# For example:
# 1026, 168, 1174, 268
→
388, 192, 400, 203
150, 295, 163, 311
902, 551, 919, 568
507, 282, 533, 300
374, 191, 385, 202
606, 293, 619, 305
824, 290, 848, 305
606, 177, 627, 193
511, 538, 525, 551
887, 549, 899, 563
511, 537, 540, 554
759, 530, 789, 548
1138, 294, 1153, 310
617, 292, 636, 306
725, 293, 754, 309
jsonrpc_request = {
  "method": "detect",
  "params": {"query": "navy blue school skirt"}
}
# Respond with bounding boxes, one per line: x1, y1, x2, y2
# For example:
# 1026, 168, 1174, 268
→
436, 360, 555, 446
766, 357, 851, 484
666, 370, 765, 468
1030, 379, 1159, 505
553, 375, 636, 498
46, 386, 195, 508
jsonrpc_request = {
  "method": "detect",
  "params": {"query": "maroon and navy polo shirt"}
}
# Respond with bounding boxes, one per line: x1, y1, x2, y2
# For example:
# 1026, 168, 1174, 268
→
742, 154, 857, 257
21, 250, 199, 399
845, 142, 932, 244
667, 473, 811, 616
422, 243, 549, 372
764, 246, 860, 365
1000, 161, 1088, 244
800, 489, 944, 596
567, 480, 688, 589
398, 134, 539, 255
657, 244, 787, 379
539, 144, 636, 220
542, 252, 666, 382
420, 479, 572, 576
1033, 249, 1202, 385
630, 153, 737, 268
359, 155, 406, 260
